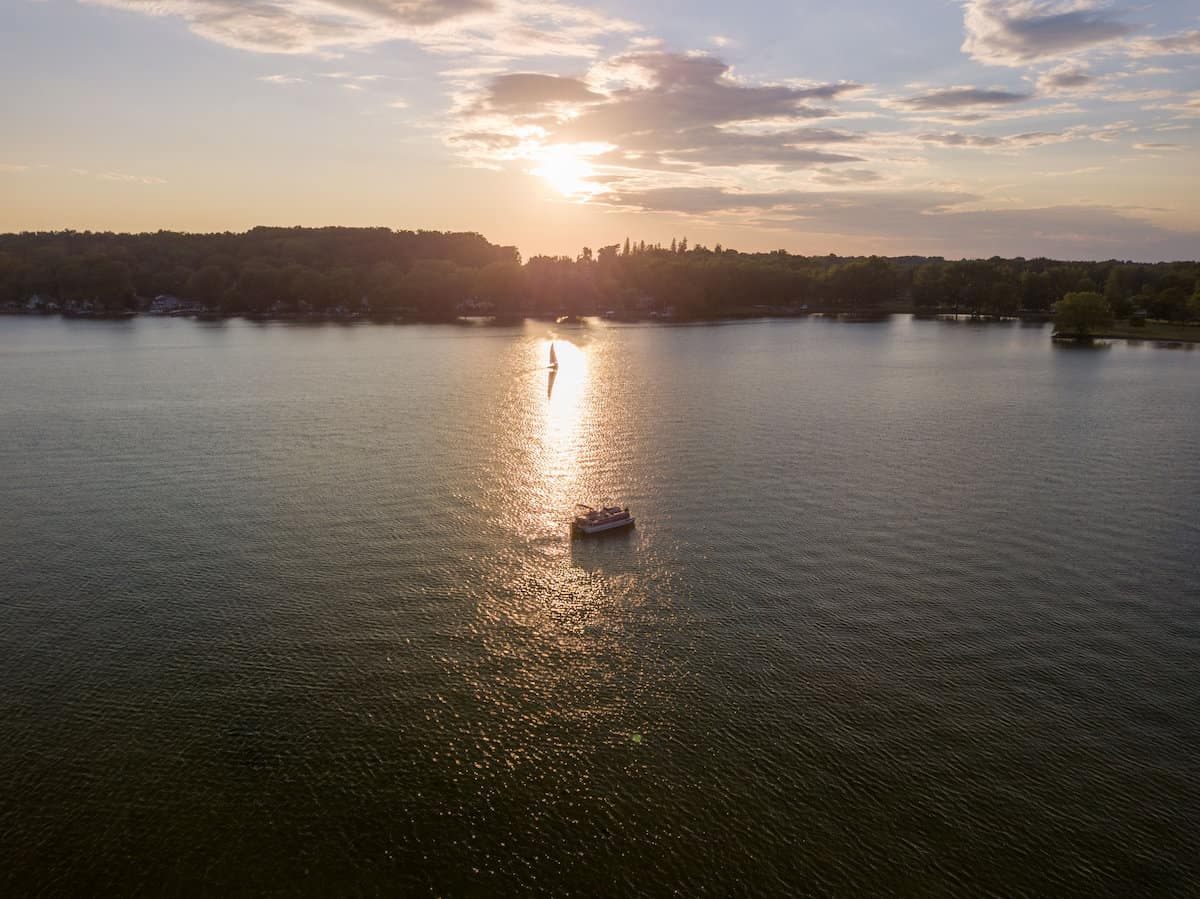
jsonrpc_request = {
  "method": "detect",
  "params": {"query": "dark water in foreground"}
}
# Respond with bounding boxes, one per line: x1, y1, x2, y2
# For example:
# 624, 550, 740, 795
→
1, 316, 1197, 896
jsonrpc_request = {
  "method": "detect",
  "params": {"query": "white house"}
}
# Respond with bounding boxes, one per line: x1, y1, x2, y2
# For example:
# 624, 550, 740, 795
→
149, 294, 182, 314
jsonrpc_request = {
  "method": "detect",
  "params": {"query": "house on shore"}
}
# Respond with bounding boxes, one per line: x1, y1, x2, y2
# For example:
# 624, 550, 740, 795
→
149, 294, 182, 314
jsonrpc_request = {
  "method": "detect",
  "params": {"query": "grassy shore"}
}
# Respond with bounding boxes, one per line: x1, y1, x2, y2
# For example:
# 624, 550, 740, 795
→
1055, 320, 1200, 344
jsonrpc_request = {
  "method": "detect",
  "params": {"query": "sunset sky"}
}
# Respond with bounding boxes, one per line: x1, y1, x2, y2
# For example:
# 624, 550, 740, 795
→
3, 0, 1198, 260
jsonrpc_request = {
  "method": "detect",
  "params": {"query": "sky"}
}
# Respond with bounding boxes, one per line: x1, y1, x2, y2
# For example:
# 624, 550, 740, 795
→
2, 0, 1199, 261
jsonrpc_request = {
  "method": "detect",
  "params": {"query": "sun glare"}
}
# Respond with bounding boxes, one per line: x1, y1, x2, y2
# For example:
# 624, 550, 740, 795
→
532, 147, 598, 198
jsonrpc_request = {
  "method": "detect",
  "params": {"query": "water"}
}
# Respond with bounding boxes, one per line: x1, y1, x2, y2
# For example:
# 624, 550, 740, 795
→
1, 316, 1197, 895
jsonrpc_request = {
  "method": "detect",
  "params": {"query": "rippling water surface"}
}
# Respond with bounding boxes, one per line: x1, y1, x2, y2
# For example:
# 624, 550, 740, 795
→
1, 316, 1198, 895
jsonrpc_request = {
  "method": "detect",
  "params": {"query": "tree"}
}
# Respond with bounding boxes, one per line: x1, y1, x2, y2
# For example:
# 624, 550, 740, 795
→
405, 259, 468, 320
1151, 286, 1188, 323
473, 260, 523, 317
367, 261, 407, 316
327, 267, 360, 310
237, 261, 286, 313
186, 265, 228, 306
1054, 291, 1113, 339
827, 257, 897, 311
949, 258, 1017, 317
1103, 267, 1135, 318
1186, 289, 1200, 323
87, 257, 134, 309
913, 262, 951, 311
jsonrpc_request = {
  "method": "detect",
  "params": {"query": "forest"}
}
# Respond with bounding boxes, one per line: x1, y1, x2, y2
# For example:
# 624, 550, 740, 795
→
1, 227, 1198, 323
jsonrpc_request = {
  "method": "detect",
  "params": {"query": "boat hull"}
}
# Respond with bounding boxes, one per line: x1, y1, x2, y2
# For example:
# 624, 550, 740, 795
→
572, 516, 635, 536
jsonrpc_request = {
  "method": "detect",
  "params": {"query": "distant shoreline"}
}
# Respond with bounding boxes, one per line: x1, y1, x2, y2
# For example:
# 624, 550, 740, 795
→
5, 307, 1200, 344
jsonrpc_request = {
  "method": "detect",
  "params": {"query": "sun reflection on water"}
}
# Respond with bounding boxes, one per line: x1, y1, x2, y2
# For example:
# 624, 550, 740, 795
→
465, 328, 667, 752
541, 339, 588, 478
527, 338, 590, 538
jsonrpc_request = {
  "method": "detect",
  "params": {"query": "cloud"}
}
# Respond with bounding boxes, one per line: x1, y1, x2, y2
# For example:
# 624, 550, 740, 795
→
319, 72, 387, 89
1129, 30, 1200, 58
1035, 165, 1104, 176
917, 126, 1091, 148
449, 52, 868, 178
900, 87, 1033, 109
1102, 88, 1175, 103
613, 128, 865, 169
1089, 120, 1134, 140
1037, 65, 1094, 93
1132, 142, 1183, 151
919, 132, 1005, 147
450, 131, 525, 149
483, 73, 604, 110
812, 168, 885, 185
566, 53, 856, 138
788, 82, 864, 101
259, 73, 305, 84
961, 0, 1136, 66
82, 0, 637, 58
99, 171, 167, 184
1148, 92, 1200, 118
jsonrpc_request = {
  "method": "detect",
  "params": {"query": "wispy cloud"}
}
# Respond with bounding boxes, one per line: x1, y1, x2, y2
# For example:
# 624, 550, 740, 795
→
1148, 92, 1200, 119
917, 126, 1089, 148
259, 74, 305, 85
1129, 29, 1200, 58
1035, 165, 1104, 176
1089, 120, 1134, 141
83, 0, 638, 58
99, 171, 167, 184
812, 168, 885, 185
900, 86, 1033, 109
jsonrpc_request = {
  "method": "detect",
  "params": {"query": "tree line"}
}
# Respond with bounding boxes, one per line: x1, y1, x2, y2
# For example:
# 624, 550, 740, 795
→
1, 227, 1197, 322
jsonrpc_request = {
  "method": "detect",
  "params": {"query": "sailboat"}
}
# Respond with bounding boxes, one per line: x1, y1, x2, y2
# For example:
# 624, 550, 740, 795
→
548, 343, 559, 369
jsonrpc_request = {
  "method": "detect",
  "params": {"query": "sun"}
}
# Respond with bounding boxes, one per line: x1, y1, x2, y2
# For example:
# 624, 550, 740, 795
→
532, 146, 598, 198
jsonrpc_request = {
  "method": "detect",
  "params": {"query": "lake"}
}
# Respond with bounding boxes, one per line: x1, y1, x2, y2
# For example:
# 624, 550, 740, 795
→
1, 315, 1197, 895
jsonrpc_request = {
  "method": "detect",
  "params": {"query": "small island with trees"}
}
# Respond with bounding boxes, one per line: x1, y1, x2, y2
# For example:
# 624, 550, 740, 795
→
1, 227, 1197, 342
